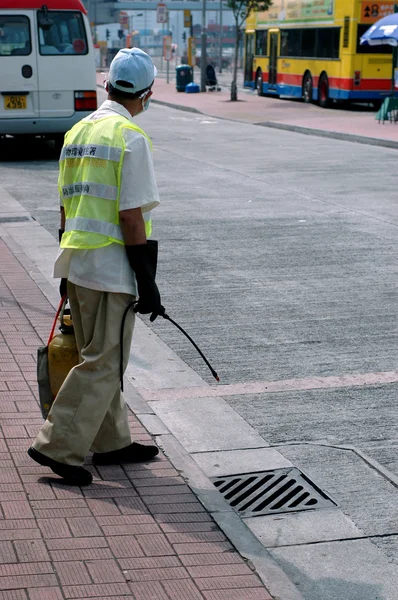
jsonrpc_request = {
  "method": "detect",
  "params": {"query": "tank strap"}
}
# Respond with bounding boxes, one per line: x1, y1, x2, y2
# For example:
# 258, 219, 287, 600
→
47, 296, 67, 346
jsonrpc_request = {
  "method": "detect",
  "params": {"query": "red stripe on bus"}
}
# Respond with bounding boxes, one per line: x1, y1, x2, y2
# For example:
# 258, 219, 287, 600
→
252, 71, 269, 83
279, 73, 392, 92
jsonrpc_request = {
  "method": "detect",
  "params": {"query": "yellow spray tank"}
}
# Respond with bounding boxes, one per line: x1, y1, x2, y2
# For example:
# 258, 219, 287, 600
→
48, 307, 79, 399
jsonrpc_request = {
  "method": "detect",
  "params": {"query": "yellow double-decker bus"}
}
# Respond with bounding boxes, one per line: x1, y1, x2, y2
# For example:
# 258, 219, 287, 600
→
244, 0, 394, 107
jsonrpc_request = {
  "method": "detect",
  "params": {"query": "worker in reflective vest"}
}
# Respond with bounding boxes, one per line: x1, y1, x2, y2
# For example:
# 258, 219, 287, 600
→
28, 48, 162, 485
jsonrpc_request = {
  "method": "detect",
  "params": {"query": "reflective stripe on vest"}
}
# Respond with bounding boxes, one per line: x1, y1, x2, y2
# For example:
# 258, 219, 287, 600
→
60, 144, 123, 162
65, 217, 124, 242
61, 181, 118, 201
59, 115, 153, 250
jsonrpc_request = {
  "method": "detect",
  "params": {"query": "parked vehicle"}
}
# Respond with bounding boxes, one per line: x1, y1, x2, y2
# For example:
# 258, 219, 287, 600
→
0, 0, 97, 147
244, 0, 393, 107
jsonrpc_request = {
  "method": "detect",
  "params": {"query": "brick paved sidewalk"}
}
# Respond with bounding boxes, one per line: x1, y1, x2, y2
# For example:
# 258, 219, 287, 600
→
0, 237, 273, 600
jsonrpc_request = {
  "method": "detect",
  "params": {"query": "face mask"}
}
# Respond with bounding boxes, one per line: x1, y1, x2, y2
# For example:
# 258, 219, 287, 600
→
142, 96, 151, 112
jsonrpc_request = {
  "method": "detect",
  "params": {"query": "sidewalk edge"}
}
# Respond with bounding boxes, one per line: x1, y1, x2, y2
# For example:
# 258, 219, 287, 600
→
156, 432, 306, 600
152, 98, 203, 114
256, 121, 398, 150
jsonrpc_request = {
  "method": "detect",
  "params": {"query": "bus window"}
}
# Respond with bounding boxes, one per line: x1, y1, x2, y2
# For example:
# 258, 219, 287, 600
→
0, 15, 31, 56
255, 30, 268, 55
280, 30, 301, 57
357, 24, 392, 54
38, 11, 87, 55
316, 28, 340, 59
281, 27, 340, 59
301, 29, 316, 58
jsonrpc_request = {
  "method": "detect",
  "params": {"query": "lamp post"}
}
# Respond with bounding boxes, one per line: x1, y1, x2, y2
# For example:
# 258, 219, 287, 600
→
219, 0, 222, 73
129, 12, 143, 45
200, 0, 207, 92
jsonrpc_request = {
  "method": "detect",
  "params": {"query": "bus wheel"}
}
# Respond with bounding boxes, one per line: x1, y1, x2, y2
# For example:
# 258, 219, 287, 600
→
318, 73, 330, 108
302, 72, 313, 103
256, 70, 264, 96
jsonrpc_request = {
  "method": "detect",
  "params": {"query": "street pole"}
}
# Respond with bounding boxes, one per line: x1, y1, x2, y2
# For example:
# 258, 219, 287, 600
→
200, 0, 207, 92
166, 11, 170, 84
219, 0, 222, 73
176, 12, 180, 64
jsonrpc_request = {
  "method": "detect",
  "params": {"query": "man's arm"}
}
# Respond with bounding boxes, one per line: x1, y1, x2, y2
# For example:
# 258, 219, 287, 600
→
122, 207, 162, 316
119, 207, 147, 246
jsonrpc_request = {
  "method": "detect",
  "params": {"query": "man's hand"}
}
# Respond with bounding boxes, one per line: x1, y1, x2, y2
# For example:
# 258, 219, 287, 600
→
133, 279, 162, 315
125, 241, 164, 320
120, 208, 165, 320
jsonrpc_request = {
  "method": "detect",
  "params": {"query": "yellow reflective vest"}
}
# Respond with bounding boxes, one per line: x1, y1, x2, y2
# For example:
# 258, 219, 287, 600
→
59, 115, 152, 250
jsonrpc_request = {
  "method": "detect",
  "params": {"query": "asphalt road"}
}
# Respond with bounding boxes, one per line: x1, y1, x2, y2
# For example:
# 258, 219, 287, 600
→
1, 94, 398, 594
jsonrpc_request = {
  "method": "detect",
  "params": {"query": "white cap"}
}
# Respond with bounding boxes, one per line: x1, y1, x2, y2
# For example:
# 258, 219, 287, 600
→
108, 48, 157, 94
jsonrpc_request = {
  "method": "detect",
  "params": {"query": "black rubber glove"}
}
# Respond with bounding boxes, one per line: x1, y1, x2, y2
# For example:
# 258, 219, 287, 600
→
125, 241, 164, 321
58, 229, 67, 298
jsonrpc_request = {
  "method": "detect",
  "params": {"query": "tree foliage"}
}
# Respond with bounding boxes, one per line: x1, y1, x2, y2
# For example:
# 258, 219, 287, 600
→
226, 0, 272, 30
225, 0, 272, 100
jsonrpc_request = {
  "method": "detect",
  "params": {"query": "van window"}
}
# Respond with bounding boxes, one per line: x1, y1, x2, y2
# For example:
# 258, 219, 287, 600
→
38, 11, 87, 55
0, 15, 31, 56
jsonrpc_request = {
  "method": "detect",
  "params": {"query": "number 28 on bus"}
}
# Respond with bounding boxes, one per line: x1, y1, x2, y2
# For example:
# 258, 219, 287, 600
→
244, 0, 394, 107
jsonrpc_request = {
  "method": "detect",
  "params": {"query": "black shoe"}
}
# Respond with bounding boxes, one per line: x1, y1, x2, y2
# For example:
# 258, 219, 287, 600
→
92, 442, 159, 466
27, 447, 93, 486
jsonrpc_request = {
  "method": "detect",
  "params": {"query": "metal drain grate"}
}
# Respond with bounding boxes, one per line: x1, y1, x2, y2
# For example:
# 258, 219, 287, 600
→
211, 468, 336, 517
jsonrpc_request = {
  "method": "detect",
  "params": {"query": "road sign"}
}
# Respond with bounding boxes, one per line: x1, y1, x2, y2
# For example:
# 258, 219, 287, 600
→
163, 35, 172, 60
157, 3, 168, 23
119, 10, 129, 30
184, 9, 191, 27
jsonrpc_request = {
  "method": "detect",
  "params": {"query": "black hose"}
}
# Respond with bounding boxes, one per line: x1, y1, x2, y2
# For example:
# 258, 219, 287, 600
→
161, 313, 220, 382
120, 300, 137, 392
120, 304, 220, 391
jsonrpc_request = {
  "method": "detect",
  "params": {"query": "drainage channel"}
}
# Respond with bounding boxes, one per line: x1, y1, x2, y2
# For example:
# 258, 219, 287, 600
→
211, 467, 337, 517
0, 216, 31, 223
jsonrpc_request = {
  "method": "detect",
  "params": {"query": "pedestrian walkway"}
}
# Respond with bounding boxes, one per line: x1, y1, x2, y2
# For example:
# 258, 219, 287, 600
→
96, 69, 398, 147
0, 234, 274, 599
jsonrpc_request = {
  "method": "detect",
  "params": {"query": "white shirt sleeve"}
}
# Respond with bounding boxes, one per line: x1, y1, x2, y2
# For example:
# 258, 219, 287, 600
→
119, 129, 160, 213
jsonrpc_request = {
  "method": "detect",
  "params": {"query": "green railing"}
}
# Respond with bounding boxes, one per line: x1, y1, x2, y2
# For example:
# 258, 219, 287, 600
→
377, 96, 398, 123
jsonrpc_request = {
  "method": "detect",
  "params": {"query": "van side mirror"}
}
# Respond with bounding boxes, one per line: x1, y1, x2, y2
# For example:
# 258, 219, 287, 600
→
38, 5, 54, 31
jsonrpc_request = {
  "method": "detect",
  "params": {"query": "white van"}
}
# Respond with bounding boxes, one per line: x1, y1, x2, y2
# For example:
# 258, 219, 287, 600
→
0, 0, 97, 147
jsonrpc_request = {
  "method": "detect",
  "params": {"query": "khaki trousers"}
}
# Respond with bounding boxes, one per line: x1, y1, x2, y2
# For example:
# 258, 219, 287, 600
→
33, 282, 136, 466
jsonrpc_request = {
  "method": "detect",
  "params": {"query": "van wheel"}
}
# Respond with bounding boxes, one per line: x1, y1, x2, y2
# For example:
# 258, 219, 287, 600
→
256, 70, 263, 96
318, 73, 330, 108
302, 72, 313, 103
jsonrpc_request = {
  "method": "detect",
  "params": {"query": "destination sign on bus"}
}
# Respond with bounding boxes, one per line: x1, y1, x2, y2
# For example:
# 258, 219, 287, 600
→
258, 0, 335, 25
